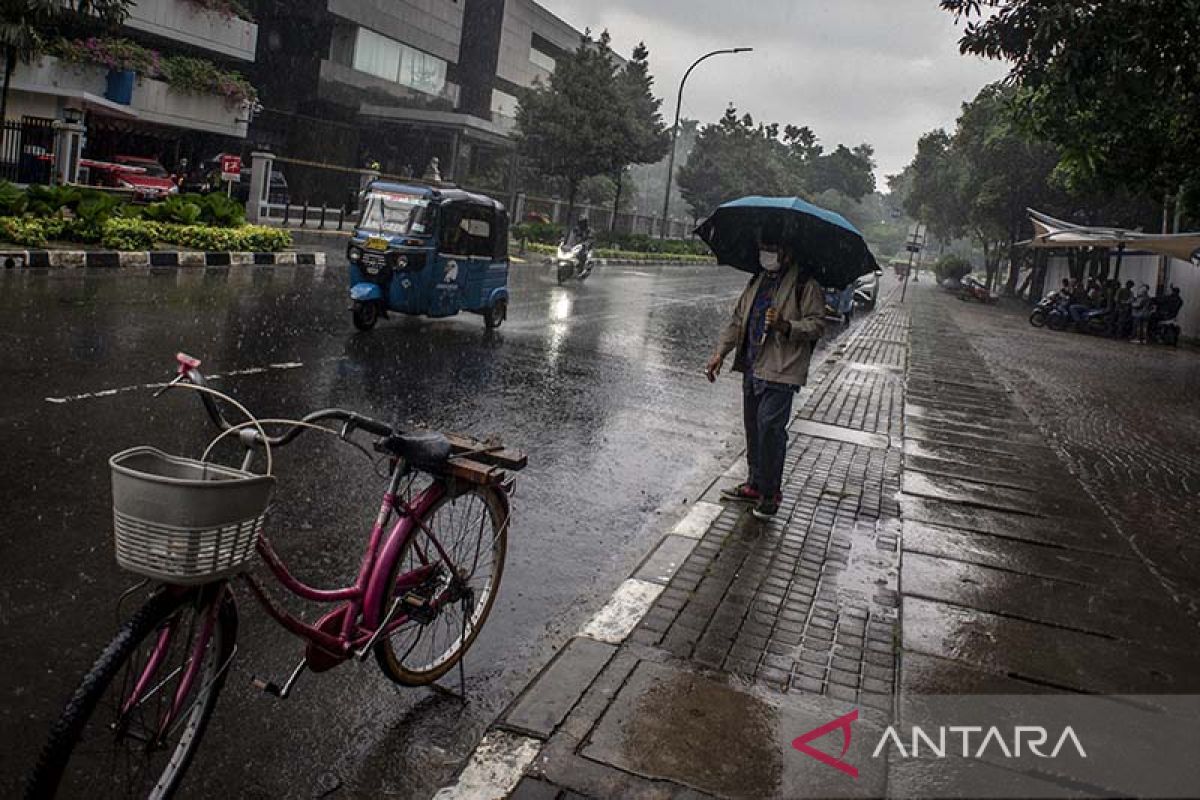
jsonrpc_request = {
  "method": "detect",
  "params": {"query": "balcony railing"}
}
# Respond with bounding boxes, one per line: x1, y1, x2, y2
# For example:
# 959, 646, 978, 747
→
126, 0, 258, 62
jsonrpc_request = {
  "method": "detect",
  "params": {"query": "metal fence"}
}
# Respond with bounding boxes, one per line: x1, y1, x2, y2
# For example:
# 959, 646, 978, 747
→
0, 118, 54, 184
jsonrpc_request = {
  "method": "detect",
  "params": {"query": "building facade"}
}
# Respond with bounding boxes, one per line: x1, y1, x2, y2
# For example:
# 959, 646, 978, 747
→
245, 0, 591, 206
2, 0, 260, 182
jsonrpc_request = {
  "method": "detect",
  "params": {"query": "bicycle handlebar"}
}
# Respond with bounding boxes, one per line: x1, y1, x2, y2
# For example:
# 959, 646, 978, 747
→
180, 360, 393, 447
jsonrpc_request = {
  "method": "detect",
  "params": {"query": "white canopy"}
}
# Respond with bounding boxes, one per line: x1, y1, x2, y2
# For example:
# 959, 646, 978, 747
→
1028, 209, 1200, 264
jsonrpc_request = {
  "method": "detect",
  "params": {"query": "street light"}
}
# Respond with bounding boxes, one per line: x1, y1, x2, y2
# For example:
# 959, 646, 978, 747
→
660, 47, 753, 237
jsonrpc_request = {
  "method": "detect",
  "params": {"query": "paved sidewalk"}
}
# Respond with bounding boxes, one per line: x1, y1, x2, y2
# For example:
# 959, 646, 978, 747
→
438, 282, 1200, 800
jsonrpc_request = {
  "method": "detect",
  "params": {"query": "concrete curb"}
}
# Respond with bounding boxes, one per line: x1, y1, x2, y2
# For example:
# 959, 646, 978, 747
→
432, 283, 900, 799
0, 250, 325, 269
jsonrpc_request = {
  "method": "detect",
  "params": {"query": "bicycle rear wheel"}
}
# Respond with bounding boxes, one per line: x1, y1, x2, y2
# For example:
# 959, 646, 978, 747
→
374, 485, 507, 686
26, 583, 237, 799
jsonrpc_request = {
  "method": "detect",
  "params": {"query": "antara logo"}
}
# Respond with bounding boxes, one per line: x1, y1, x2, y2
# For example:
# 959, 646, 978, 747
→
792, 709, 1087, 778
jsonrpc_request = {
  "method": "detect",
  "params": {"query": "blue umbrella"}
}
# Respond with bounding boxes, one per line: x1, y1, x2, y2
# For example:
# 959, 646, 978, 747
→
695, 196, 879, 289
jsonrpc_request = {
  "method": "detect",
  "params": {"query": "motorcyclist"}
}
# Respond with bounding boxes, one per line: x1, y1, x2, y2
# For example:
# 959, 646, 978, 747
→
569, 217, 593, 249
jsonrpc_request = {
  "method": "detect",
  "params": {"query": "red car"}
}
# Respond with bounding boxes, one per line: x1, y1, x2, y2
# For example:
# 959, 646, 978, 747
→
90, 155, 179, 200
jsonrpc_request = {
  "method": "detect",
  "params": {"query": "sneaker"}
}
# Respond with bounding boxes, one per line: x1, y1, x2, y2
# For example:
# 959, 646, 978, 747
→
751, 497, 780, 520
720, 482, 761, 504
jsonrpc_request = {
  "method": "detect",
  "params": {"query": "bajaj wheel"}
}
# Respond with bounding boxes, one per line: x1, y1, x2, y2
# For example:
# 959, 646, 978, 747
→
484, 298, 507, 329
352, 302, 379, 331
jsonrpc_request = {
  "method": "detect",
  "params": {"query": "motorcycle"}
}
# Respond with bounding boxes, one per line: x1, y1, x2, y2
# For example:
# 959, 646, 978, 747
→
555, 236, 593, 284
1029, 291, 1061, 328
958, 275, 997, 304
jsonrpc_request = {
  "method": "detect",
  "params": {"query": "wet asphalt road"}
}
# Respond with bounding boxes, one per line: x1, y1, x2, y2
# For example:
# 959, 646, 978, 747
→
0, 255, 772, 798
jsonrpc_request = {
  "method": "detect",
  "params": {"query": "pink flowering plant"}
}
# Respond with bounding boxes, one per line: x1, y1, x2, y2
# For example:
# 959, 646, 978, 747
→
49, 37, 160, 75
45, 37, 259, 106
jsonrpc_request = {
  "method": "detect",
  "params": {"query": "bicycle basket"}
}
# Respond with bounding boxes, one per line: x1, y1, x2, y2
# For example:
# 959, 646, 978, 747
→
110, 446, 275, 584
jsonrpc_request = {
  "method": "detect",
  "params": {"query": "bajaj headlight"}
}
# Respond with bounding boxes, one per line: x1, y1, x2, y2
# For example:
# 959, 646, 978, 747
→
348, 246, 363, 264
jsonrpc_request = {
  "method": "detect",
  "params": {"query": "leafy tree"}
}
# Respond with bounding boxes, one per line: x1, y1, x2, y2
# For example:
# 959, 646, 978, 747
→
675, 106, 790, 217
902, 84, 1062, 291
1, 1, 134, 123
515, 31, 626, 220
941, 0, 1200, 220
806, 143, 876, 200
608, 42, 669, 227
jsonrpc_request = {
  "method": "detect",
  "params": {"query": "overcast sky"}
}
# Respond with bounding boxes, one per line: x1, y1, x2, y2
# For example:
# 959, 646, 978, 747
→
538, 0, 1009, 189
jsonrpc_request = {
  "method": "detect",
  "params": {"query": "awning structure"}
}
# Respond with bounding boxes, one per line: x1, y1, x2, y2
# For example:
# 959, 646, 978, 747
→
1028, 209, 1200, 264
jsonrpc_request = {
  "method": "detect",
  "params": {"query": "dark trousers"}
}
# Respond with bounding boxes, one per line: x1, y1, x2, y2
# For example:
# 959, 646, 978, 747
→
743, 376, 795, 500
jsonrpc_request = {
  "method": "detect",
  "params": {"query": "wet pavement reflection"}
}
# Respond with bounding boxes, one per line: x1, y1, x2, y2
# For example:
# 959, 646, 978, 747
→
0, 258, 756, 797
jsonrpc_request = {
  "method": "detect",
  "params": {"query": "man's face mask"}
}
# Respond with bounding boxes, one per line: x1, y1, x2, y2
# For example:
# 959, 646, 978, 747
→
760, 249, 781, 272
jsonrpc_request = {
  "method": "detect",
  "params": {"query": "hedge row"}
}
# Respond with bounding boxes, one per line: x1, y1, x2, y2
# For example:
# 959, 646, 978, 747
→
521, 241, 712, 263
512, 221, 709, 257
0, 216, 292, 251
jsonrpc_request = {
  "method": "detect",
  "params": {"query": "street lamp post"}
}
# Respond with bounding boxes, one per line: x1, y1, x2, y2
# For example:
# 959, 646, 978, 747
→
660, 47, 752, 237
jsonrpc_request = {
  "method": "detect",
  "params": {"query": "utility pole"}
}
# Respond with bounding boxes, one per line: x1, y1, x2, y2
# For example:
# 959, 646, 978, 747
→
660, 47, 752, 237
900, 223, 925, 303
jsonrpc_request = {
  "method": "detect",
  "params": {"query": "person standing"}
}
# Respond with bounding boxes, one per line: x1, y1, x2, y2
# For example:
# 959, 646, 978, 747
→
705, 242, 826, 520
1130, 284, 1152, 343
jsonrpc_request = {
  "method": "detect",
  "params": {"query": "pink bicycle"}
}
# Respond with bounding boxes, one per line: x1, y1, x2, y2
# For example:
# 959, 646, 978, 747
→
26, 353, 525, 799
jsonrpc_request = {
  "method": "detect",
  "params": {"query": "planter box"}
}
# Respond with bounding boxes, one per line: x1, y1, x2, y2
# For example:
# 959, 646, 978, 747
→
126, 0, 258, 62
12, 57, 248, 138
135, 79, 248, 137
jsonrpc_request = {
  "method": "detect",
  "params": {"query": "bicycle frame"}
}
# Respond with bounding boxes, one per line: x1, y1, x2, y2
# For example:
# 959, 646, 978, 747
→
128, 460, 509, 737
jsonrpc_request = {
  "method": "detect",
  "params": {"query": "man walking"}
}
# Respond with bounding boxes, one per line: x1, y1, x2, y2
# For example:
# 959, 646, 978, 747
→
705, 242, 826, 520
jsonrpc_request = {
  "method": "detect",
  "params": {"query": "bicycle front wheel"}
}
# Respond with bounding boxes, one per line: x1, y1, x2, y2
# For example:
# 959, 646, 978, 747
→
26, 583, 238, 799
375, 485, 507, 686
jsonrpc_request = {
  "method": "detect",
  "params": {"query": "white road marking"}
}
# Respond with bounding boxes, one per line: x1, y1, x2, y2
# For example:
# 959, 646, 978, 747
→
43, 362, 306, 405
671, 500, 724, 539
432, 730, 542, 800
579, 578, 664, 644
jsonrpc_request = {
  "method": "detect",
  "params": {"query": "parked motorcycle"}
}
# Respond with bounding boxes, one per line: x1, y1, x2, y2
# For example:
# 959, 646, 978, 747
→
555, 235, 593, 284
1028, 291, 1060, 328
958, 275, 997, 304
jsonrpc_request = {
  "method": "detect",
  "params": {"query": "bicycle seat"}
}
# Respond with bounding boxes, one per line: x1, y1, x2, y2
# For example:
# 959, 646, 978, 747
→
381, 431, 452, 468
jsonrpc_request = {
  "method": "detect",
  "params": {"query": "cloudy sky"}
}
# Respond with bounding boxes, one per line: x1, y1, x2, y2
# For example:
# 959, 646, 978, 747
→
538, 0, 1009, 188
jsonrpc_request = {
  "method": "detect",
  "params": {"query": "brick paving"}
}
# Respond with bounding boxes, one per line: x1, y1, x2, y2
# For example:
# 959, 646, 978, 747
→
488, 282, 1200, 800
942, 292, 1200, 605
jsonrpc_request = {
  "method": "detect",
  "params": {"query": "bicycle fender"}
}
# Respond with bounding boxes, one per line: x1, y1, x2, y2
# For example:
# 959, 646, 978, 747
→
362, 484, 446, 630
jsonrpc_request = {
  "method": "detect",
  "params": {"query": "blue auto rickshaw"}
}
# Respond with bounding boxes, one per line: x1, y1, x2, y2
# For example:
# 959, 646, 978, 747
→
347, 181, 510, 330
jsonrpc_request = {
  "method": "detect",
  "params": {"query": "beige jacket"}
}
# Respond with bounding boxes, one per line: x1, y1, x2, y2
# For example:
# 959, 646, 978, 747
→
715, 265, 826, 386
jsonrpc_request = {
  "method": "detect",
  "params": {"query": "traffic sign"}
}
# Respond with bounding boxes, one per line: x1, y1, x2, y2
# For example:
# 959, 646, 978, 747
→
220, 154, 242, 183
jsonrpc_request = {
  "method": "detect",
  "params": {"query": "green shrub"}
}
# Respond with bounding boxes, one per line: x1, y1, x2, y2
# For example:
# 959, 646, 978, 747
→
512, 221, 563, 244
142, 195, 203, 225
0, 217, 48, 247
934, 254, 973, 282
160, 223, 291, 252
0, 181, 28, 215
101, 218, 163, 250
25, 184, 83, 217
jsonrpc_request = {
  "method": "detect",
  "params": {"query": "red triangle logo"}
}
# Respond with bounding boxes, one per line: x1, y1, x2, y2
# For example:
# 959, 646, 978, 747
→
792, 708, 859, 778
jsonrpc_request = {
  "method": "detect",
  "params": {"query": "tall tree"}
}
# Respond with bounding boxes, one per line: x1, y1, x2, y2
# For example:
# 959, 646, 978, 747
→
675, 106, 789, 217
608, 42, 669, 228
1, 1, 134, 123
806, 143, 876, 200
941, 0, 1200, 222
515, 31, 626, 220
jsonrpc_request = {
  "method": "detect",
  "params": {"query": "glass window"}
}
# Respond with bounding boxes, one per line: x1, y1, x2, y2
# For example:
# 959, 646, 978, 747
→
358, 191, 432, 236
400, 44, 447, 96
530, 45, 556, 73
491, 89, 519, 119
354, 27, 401, 82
